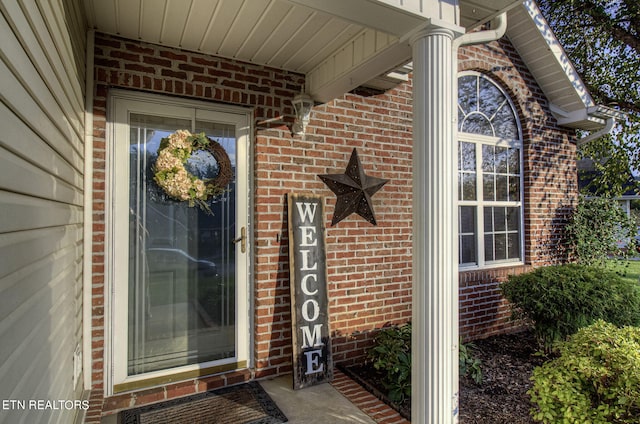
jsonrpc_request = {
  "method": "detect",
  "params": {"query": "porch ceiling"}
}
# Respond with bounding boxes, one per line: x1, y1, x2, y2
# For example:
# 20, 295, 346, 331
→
83, 1, 610, 130
83, 0, 522, 99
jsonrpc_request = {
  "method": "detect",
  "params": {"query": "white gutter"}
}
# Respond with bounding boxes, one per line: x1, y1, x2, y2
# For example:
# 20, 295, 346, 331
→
83, 29, 95, 391
577, 117, 615, 146
453, 12, 507, 49
451, 12, 507, 160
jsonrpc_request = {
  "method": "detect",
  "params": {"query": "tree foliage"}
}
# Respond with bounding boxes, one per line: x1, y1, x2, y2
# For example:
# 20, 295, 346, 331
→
564, 195, 637, 267
537, 0, 640, 196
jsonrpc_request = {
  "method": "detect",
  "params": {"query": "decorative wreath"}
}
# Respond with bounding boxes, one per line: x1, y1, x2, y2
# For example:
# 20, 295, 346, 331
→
153, 130, 233, 213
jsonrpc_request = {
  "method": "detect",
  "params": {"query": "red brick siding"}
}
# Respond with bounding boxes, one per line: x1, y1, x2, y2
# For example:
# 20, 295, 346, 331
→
91, 33, 412, 415
457, 39, 578, 340
89, 32, 576, 417
250, 76, 415, 376
92, 33, 303, 416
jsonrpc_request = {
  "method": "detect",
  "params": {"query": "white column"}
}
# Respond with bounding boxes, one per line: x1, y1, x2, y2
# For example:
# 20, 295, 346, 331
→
410, 25, 459, 424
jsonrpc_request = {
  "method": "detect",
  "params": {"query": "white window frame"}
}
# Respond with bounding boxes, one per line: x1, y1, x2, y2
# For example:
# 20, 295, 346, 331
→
458, 72, 525, 269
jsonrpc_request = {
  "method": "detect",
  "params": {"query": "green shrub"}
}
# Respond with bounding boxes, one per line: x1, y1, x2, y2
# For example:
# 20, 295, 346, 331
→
368, 323, 412, 403
459, 341, 483, 384
529, 320, 640, 423
367, 323, 484, 402
565, 196, 637, 268
501, 264, 640, 350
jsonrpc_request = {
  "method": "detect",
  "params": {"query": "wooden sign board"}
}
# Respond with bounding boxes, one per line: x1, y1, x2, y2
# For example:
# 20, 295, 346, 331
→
287, 193, 333, 390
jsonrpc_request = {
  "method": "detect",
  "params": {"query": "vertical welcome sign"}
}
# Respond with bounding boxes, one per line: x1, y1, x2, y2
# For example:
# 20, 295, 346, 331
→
287, 193, 333, 389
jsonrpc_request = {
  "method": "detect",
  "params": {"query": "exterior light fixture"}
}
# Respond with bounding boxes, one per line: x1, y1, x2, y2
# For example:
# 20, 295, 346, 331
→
291, 92, 314, 135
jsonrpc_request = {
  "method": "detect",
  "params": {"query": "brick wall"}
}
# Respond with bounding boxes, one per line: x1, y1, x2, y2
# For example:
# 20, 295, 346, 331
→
89, 32, 576, 415
457, 39, 578, 340
91, 33, 412, 415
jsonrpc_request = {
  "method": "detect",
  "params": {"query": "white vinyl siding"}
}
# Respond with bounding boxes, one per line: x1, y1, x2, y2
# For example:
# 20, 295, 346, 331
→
0, 0, 86, 423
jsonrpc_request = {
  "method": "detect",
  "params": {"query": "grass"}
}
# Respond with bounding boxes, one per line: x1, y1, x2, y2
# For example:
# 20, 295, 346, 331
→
620, 259, 640, 284
624, 261, 640, 283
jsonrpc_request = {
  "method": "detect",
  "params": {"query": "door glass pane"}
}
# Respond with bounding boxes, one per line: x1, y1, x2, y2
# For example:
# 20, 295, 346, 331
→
127, 113, 236, 376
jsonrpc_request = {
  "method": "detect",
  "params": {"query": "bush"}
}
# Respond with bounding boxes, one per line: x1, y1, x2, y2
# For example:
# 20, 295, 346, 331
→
367, 323, 483, 402
459, 341, 483, 384
529, 320, 640, 423
565, 196, 637, 268
368, 323, 412, 403
501, 264, 640, 350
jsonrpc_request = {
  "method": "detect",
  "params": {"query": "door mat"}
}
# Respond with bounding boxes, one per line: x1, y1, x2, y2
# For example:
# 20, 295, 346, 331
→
120, 381, 287, 424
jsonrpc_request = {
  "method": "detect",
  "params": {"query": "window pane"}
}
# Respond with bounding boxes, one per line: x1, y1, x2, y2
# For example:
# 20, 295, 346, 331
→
508, 233, 520, 259
483, 174, 495, 201
461, 114, 493, 136
495, 147, 508, 173
496, 175, 508, 201
460, 206, 476, 233
459, 142, 476, 171
482, 206, 522, 263
458, 75, 478, 121
507, 207, 520, 231
508, 148, 520, 174
509, 176, 520, 201
484, 235, 494, 261
479, 77, 504, 119
495, 234, 507, 260
459, 73, 520, 141
459, 206, 476, 265
483, 207, 493, 232
494, 207, 506, 231
494, 105, 518, 139
461, 173, 477, 200
460, 235, 476, 264
482, 145, 494, 172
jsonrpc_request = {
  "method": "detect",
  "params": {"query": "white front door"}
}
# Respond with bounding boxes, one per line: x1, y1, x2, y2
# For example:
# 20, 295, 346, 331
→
108, 90, 251, 392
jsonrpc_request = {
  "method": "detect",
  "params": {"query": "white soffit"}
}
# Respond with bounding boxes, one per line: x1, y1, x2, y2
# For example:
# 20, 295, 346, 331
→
460, 0, 523, 30
83, 0, 526, 101
83, 0, 603, 126
83, 0, 366, 75
507, 1, 596, 118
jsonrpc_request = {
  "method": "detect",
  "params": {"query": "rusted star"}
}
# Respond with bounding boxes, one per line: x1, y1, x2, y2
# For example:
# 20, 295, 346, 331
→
318, 148, 388, 226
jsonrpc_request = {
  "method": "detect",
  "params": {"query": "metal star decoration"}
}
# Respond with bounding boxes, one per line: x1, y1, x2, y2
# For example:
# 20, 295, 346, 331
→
318, 148, 388, 226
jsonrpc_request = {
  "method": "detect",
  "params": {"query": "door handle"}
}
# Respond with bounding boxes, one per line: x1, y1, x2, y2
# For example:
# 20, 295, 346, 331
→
233, 226, 246, 253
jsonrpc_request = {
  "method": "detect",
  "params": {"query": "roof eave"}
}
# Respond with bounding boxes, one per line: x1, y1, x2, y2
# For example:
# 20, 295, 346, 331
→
507, 1, 618, 131
552, 103, 625, 130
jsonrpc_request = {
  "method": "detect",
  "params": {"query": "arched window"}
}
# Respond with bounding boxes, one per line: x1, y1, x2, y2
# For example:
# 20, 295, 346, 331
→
457, 72, 523, 267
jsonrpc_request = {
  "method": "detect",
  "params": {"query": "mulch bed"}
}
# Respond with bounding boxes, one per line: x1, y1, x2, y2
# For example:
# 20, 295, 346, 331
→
342, 330, 545, 423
